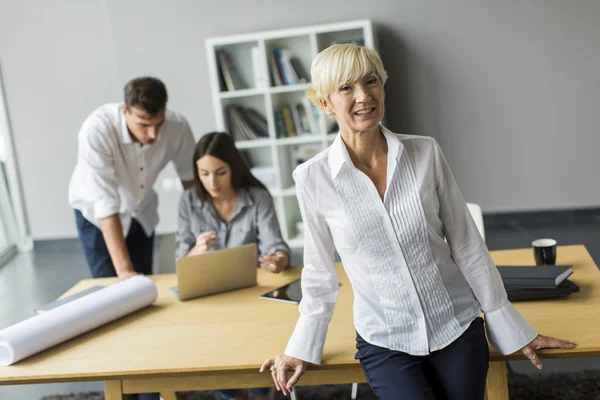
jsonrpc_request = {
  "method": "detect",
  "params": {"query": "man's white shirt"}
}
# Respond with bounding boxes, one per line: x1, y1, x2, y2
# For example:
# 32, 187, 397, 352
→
68, 103, 195, 236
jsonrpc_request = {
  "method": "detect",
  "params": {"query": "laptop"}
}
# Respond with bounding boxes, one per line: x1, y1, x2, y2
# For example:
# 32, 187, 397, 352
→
171, 243, 258, 301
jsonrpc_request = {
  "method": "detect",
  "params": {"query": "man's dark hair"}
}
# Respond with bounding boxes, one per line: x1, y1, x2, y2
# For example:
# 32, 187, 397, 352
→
124, 77, 168, 115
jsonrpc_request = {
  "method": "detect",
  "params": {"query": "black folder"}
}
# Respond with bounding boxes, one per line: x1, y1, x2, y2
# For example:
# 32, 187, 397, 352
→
506, 280, 580, 302
497, 265, 573, 289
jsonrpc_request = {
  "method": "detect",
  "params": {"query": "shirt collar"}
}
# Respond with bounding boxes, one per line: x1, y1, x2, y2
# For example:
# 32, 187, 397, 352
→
119, 106, 134, 145
197, 186, 254, 217
235, 187, 254, 210
327, 125, 404, 180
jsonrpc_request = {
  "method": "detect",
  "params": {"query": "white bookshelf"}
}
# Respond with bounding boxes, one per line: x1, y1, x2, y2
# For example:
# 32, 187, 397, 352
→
205, 19, 375, 248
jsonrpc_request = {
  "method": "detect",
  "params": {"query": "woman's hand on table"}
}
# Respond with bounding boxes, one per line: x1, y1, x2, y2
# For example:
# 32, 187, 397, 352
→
520, 334, 576, 369
260, 353, 307, 396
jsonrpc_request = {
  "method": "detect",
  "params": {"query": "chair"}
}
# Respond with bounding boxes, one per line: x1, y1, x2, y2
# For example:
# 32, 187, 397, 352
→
155, 233, 177, 274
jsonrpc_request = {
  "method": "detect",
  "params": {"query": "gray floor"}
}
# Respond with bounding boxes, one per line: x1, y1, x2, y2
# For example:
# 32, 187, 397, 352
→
1, 212, 600, 399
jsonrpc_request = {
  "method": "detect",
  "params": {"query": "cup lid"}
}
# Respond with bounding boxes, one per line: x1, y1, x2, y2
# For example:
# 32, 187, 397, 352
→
532, 238, 557, 247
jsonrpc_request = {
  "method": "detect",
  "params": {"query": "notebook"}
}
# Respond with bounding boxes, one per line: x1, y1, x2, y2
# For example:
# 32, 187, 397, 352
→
497, 265, 573, 289
506, 280, 580, 302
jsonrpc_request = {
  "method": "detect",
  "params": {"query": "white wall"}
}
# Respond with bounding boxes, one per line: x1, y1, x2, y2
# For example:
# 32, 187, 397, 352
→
1, 0, 599, 239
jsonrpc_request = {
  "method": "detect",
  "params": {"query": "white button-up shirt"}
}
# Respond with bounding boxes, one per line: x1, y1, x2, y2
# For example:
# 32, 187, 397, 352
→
285, 126, 537, 364
68, 103, 196, 236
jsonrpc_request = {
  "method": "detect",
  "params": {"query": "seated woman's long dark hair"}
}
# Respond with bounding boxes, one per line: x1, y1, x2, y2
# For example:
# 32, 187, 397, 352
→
192, 132, 267, 201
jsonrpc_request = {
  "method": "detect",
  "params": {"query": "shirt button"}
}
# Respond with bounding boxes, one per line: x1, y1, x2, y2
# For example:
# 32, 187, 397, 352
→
140, 167, 144, 171
141, 184, 144, 189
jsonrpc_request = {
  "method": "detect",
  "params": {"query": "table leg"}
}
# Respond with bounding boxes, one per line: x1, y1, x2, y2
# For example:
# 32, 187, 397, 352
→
485, 361, 509, 400
105, 380, 125, 400
160, 392, 178, 400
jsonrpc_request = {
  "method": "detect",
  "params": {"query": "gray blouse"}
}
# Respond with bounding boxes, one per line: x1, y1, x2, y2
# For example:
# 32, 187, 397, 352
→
176, 186, 290, 260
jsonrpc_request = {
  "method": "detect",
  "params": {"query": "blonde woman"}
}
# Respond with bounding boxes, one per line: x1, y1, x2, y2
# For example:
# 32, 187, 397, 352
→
260, 44, 575, 399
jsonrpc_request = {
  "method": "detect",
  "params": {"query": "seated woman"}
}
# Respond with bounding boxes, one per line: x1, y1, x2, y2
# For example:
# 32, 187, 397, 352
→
176, 131, 290, 400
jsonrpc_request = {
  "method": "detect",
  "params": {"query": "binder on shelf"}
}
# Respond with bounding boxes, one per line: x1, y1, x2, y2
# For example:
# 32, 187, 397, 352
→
251, 46, 266, 89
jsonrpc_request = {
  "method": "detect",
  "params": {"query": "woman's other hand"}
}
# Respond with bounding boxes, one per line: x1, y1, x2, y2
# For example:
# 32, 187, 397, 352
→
260, 354, 307, 396
259, 251, 288, 273
520, 334, 576, 370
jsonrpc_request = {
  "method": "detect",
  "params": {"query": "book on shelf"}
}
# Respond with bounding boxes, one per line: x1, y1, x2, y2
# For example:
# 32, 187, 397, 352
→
274, 102, 320, 138
290, 104, 303, 136
281, 106, 296, 137
289, 57, 309, 82
270, 47, 309, 86
226, 105, 269, 142
216, 49, 248, 91
300, 98, 320, 134
269, 51, 284, 86
274, 108, 287, 138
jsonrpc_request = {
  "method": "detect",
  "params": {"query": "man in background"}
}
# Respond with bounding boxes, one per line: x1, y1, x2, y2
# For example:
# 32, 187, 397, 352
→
69, 77, 196, 282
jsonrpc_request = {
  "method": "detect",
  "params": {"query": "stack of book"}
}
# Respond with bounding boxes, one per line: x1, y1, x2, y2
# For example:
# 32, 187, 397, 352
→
269, 48, 309, 86
498, 265, 579, 301
225, 106, 269, 142
274, 98, 320, 138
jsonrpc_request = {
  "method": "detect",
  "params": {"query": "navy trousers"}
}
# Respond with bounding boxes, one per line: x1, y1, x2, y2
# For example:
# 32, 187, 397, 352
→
356, 317, 489, 400
74, 210, 154, 278
74, 210, 158, 400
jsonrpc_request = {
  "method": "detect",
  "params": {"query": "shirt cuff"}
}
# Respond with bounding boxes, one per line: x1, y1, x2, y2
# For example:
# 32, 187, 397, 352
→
284, 314, 329, 364
484, 302, 538, 355
93, 199, 120, 220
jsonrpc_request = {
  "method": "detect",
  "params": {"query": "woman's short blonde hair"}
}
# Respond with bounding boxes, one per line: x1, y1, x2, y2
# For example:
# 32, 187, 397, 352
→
306, 44, 388, 107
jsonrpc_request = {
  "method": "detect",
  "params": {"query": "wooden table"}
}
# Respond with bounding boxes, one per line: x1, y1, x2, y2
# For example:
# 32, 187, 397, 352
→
0, 245, 598, 400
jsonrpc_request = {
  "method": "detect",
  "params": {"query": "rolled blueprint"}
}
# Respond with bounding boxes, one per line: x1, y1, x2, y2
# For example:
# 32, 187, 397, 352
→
0, 275, 158, 366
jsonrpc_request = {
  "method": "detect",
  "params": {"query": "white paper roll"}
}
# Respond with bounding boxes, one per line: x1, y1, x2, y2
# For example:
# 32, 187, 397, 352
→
0, 275, 158, 366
